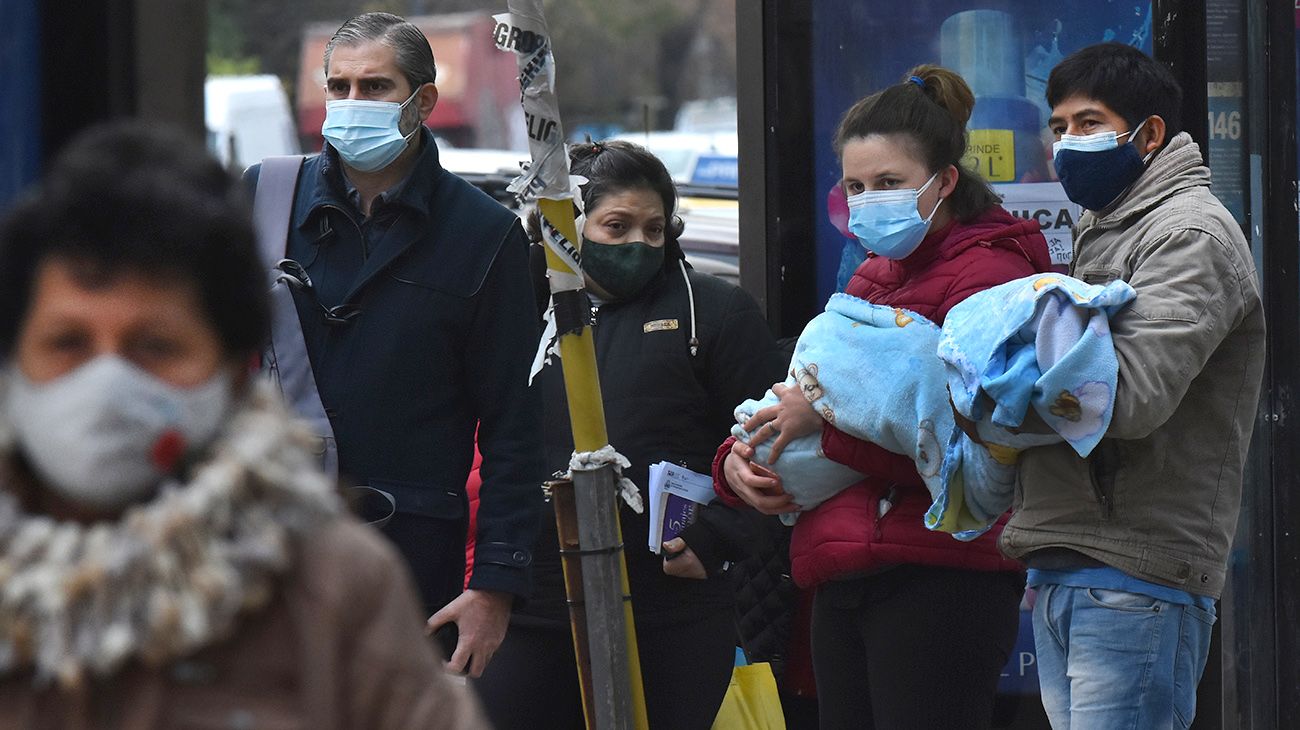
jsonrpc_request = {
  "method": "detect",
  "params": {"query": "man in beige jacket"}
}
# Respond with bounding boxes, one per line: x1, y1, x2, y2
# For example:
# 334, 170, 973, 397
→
1002, 44, 1266, 729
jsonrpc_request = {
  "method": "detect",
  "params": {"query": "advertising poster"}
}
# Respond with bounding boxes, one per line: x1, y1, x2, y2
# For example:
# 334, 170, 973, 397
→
812, 1, 1154, 301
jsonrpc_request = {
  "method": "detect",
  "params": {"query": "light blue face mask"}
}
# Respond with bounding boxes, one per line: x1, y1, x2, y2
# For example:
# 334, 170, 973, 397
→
846, 171, 943, 259
321, 87, 421, 173
1050, 121, 1144, 156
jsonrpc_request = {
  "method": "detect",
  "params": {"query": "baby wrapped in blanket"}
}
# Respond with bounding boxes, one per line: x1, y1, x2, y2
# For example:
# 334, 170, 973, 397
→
926, 274, 1137, 539
732, 294, 955, 525
733, 276, 1135, 533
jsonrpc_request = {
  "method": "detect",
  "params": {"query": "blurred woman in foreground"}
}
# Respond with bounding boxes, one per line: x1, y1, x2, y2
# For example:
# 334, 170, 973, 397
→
0, 122, 484, 729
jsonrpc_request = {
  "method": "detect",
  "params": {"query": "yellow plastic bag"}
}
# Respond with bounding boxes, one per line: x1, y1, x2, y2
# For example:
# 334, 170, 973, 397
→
711, 661, 786, 730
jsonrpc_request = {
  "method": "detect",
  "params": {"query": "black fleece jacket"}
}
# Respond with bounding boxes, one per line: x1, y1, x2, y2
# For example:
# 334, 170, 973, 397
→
517, 241, 787, 629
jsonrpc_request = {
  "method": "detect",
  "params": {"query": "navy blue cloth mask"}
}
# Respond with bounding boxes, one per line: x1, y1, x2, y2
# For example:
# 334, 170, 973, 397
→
1052, 121, 1153, 212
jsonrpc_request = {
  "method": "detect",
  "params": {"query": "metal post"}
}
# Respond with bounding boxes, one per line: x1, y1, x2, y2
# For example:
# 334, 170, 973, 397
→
549, 479, 596, 725
571, 467, 633, 730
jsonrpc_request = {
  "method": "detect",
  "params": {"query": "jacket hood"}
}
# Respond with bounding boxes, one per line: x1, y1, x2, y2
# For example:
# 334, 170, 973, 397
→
896, 205, 1052, 273
1080, 132, 1210, 233
946, 206, 1052, 269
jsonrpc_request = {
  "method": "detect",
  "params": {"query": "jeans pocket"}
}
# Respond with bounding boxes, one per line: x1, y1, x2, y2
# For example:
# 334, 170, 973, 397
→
1085, 587, 1163, 613
1172, 603, 1216, 728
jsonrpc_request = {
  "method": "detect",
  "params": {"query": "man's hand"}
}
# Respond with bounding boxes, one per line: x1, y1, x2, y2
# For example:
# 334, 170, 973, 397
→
661, 537, 708, 579
742, 382, 825, 463
426, 588, 512, 678
723, 444, 799, 515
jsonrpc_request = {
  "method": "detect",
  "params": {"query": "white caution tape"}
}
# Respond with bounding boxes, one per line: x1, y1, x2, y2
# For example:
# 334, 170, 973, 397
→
528, 214, 582, 384
540, 215, 582, 281
568, 174, 588, 226
528, 300, 561, 386
569, 445, 645, 514
494, 6, 571, 201
527, 196, 590, 384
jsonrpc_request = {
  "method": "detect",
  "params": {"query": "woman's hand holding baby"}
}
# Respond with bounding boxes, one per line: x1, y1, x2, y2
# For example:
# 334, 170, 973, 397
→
724, 381, 828, 516
723, 448, 800, 515
743, 382, 826, 462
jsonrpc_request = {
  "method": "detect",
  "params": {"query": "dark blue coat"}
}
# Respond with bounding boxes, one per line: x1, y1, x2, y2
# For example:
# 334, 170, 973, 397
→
246, 131, 543, 612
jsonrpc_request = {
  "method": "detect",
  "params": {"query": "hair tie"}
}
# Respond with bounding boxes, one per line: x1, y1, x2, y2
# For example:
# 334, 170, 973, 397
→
908, 75, 926, 89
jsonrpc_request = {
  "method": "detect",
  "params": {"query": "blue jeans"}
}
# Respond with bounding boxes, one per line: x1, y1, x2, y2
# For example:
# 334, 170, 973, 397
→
1032, 583, 1216, 730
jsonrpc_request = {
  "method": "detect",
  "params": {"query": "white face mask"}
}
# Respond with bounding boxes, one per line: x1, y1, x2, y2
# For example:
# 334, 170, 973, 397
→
5, 356, 233, 510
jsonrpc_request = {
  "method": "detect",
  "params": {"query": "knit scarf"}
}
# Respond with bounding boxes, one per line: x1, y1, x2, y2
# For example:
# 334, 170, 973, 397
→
0, 385, 340, 688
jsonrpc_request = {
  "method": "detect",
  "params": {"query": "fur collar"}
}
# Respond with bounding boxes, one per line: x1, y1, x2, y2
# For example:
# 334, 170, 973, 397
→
0, 385, 339, 688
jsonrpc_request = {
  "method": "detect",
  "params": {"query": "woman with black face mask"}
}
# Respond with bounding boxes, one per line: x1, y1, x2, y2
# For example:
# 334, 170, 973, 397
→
472, 141, 788, 729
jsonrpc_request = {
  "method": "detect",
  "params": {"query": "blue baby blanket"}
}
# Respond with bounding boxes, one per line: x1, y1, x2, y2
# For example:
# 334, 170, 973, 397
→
927, 274, 1137, 539
733, 294, 953, 525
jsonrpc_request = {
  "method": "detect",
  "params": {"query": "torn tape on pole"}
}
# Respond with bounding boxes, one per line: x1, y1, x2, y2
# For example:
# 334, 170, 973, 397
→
570, 445, 645, 514
527, 208, 593, 384
528, 301, 560, 386
494, 6, 570, 201
527, 287, 593, 385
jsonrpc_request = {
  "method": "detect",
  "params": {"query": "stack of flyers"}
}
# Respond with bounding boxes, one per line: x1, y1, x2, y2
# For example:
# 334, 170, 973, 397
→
646, 462, 716, 553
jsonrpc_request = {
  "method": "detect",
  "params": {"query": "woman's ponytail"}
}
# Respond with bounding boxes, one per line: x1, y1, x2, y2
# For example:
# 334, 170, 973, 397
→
834, 64, 1000, 221
908, 64, 975, 130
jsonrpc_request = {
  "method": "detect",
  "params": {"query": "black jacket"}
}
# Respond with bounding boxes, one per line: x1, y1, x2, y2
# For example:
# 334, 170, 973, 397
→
519, 241, 787, 629
245, 131, 544, 612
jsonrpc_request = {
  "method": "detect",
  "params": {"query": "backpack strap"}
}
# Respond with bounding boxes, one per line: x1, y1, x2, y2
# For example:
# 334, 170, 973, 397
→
252, 156, 339, 479
252, 156, 304, 268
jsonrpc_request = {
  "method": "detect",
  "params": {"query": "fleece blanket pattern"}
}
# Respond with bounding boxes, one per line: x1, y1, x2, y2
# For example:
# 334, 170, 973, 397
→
733, 294, 951, 525
926, 274, 1137, 539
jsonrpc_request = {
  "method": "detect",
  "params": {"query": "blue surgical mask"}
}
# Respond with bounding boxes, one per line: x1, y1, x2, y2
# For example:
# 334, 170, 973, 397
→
321, 87, 421, 173
847, 172, 943, 259
1052, 119, 1155, 211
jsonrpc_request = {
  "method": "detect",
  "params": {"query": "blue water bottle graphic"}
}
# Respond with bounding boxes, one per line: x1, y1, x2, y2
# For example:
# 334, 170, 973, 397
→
940, 9, 1049, 183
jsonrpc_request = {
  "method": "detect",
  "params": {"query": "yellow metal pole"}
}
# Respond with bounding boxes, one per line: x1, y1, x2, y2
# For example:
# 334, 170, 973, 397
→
536, 218, 608, 449
495, 4, 648, 724
539, 198, 649, 730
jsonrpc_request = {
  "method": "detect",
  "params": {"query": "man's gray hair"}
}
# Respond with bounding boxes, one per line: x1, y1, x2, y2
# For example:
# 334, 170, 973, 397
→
324, 12, 437, 92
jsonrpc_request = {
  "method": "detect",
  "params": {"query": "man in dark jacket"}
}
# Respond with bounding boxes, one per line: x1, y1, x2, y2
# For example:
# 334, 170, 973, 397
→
245, 12, 542, 679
